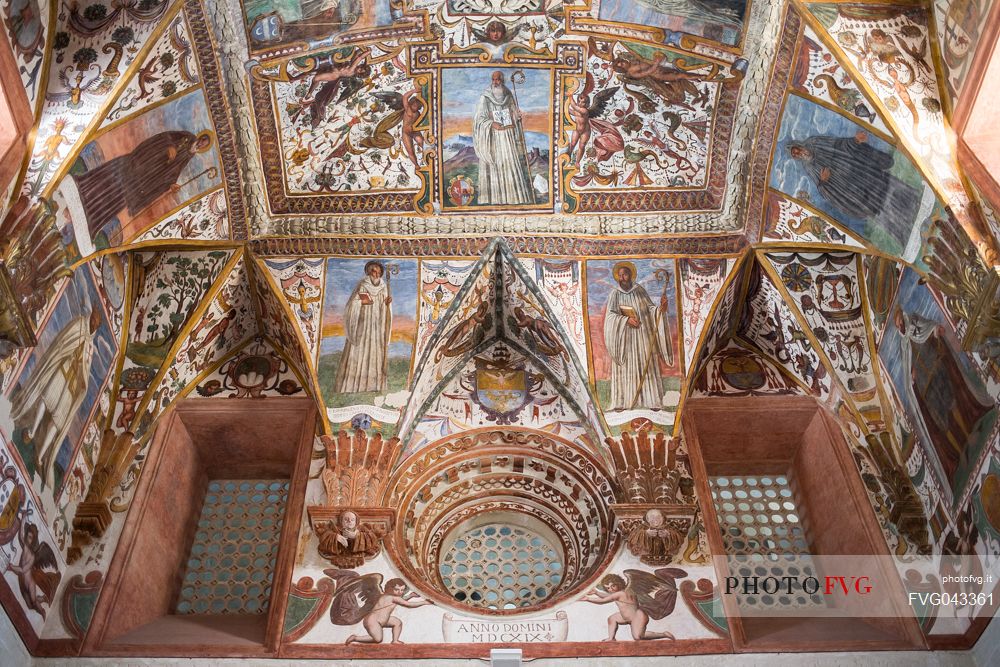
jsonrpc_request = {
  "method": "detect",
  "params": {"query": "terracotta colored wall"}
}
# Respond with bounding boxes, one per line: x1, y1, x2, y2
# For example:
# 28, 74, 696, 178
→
684, 395, 816, 474
103, 419, 208, 641
792, 413, 869, 556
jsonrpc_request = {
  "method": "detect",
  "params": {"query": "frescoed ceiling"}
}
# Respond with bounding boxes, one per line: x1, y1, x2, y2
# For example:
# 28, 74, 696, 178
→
2, 0, 996, 253
1, 0, 999, 652
1, 0, 997, 450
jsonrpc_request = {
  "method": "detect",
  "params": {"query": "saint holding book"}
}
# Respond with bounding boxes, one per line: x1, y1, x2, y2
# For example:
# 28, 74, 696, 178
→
333, 261, 392, 394
603, 262, 675, 411
473, 71, 534, 205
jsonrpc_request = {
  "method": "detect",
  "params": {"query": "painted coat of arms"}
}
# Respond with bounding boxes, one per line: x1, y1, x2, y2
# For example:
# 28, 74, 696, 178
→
461, 345, 542, 424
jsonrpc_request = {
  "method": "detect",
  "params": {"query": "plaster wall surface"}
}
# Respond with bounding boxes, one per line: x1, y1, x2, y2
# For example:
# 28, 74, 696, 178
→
2, 593, 995, 666
22, 652, 983, 666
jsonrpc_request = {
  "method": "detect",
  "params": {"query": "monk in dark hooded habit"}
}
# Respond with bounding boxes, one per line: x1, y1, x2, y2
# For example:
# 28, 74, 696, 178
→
72, 130, 213, 235
787, 130, 919, 248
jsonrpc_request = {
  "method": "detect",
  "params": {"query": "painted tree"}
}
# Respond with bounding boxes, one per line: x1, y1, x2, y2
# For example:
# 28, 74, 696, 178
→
146, 251, 228, 348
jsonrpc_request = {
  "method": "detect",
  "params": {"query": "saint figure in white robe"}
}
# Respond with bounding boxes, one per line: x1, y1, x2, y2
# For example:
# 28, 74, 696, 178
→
473, 71, 534, 206
603, 263, 674, 411
10, 309, 98, 490
333, 261, 392, 393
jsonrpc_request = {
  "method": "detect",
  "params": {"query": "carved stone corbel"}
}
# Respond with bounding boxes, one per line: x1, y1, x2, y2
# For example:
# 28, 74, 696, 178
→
612, 504, 696, 566
924, 216, 1000, 355
863, 431, 931, 554
1, 197, 70, 361
67, 430, 140, 564
606, 430, 698, 564
307, 430, 401, 568
307, 506, 394, 568
606, 430, 686, 503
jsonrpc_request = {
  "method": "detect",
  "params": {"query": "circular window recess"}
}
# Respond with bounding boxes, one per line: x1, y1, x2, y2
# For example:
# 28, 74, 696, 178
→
386, 429, 617, 615
438, 512, 564, 611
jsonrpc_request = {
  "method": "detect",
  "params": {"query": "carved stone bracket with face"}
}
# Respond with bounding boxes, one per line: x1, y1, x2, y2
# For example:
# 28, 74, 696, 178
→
307, 506, 396, 569
612, 503, 696, 566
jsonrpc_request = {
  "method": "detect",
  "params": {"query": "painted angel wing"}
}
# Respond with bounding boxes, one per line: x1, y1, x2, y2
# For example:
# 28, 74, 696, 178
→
327, 570, 383, 626
372, 90, 404, 111
336, 76, 367, 105
33, 541, 59, 571
625, 567, 687, 620
310, 81, 341, 128
588, 86, 619, 118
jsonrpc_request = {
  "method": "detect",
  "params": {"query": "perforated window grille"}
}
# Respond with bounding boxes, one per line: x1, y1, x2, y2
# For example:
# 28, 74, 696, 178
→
439, 524, 563, 610
175, 479, 289, 615
710, 475, 824, 609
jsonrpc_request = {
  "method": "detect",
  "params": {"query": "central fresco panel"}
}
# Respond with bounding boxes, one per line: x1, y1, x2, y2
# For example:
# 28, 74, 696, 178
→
246, 0, 749, 219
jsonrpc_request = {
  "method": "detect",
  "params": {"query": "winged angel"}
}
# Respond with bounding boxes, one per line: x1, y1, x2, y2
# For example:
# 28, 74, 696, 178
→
584, 568, 687, 641
325, 569, 435, 645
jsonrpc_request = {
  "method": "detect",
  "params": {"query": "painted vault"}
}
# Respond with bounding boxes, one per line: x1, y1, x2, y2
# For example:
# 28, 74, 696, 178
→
0, 0, 999, 660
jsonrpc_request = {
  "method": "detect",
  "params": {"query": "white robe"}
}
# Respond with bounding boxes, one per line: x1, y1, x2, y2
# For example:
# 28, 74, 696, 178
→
603, 284, 673, 411
10, 315, 93, 489
333, 276, 391, 394
473, 86, 534, 205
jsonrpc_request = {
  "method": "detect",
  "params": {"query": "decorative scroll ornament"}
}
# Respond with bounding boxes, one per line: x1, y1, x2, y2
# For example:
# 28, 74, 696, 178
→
308, 430, 401, 568
68, 430, 141, 564
680, 578, 729, 637
60, 571, 104, 640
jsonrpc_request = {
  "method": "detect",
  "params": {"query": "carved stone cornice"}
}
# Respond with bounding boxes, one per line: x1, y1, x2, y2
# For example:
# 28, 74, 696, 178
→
193, 0, 265, 238
249, 233, 748, 257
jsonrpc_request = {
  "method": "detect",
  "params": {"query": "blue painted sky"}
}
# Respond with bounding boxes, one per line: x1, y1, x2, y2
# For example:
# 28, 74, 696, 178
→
769, 94, 934, 262
321, 258, 418, 357
598, 0, 744, 46
878, 267, 996, 497
442, 67, 551, 117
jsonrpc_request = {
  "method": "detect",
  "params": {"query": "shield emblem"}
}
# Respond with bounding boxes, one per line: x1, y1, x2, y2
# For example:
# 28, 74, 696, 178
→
448, 175, 475, 206
476, 367, 527, 417
465, 347, 538, 424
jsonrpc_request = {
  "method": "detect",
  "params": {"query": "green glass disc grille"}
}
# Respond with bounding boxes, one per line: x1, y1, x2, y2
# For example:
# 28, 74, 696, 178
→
175, 479, 289, 615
